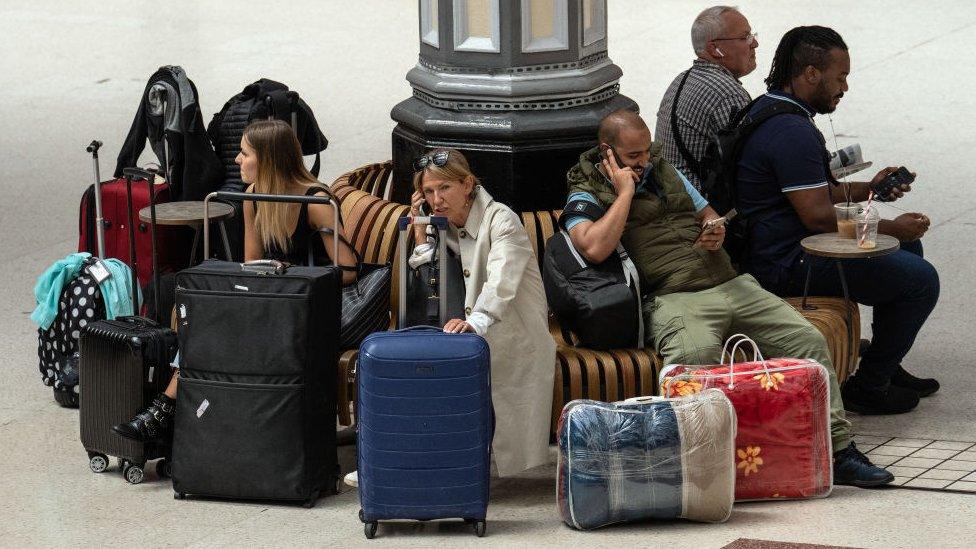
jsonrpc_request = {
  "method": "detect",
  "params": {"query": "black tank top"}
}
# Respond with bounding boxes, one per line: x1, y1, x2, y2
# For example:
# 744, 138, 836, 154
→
263, 187, 329, 266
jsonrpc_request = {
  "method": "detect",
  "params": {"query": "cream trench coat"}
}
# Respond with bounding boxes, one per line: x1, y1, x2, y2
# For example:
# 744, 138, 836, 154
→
410, 187, 556, 477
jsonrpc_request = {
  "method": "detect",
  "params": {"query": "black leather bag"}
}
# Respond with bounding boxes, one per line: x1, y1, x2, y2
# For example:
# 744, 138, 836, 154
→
402, 225, 465, 328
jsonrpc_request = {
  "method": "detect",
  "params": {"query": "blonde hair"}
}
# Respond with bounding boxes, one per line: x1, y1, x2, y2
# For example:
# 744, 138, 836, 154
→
412, 148, 480, 197
244, 119, 325, 253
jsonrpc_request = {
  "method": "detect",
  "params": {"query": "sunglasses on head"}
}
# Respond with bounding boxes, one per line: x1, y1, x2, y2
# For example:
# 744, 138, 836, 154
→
413, 150, 450, 172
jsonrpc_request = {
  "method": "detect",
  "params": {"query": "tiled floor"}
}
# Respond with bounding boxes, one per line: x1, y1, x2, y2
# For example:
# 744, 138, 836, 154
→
857, 435, 976, 493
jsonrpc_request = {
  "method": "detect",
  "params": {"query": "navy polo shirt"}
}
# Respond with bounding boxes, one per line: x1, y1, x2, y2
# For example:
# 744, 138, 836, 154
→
735, 91, 832, 289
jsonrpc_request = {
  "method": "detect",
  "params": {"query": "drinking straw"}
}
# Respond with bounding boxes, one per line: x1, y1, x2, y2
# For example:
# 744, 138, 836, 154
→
859, 191, 875, 247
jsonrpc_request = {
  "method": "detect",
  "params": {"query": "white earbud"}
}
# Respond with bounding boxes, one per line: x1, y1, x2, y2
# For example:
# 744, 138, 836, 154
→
715, 47, 725, 58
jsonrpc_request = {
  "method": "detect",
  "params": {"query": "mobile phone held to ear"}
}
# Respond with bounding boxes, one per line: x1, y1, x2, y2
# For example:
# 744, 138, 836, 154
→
599, 143, 626, 168
419, 201, 431, 216
873, 166, 915, 200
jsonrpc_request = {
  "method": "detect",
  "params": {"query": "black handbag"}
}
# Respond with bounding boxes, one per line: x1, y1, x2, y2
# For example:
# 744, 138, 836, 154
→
542, 201, 644, 350
403, 230, 465, 328
312, 229, 392, 349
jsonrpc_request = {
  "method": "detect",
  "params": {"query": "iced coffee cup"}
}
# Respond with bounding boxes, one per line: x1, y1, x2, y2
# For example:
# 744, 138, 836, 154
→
856, 208, 880, 249
835, 203, 859, 239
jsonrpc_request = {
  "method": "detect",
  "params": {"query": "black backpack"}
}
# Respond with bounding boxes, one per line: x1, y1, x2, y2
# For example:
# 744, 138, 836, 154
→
670, 77, 808, 216
207, 79, 329, 193
542, 202, 644, 350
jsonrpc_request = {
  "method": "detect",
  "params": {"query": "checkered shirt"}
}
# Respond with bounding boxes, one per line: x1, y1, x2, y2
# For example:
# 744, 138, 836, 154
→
654, 59, 751, 190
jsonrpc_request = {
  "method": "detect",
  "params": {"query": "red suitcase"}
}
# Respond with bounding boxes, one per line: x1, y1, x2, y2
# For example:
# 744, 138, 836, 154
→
659, 335, 833, 501
77, 146, 190, 288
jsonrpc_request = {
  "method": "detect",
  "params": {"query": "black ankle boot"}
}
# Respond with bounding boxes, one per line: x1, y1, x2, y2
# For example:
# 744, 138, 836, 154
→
112, 394, 175, 442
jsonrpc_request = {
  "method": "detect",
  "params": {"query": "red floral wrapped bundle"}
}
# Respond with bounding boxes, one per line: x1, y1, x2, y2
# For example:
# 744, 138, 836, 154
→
659, 336, 833, 501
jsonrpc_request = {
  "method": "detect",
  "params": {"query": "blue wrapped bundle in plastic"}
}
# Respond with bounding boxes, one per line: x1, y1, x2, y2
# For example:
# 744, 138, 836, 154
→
557, 389, 736, 530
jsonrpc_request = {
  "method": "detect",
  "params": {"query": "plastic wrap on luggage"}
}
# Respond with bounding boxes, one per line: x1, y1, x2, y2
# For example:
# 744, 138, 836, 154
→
557, 389, 736, 530
659, 335, 833, 501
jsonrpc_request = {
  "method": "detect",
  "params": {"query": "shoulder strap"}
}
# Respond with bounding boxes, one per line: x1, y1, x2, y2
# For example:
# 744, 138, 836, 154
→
557, 198, 606, 230
670, 68, 702, 178
614, 244, 644, 349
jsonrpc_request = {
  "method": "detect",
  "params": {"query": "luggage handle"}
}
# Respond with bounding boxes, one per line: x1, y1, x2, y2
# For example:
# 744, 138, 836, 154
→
121, 167, 162, 322
87, 140, 107, 258
202, 191, 339, 262
241, 259, 288, 276
397, 215, 450, 328
396, 325, 444, 333
721, 334, 770, 389
620, 395, 666, 405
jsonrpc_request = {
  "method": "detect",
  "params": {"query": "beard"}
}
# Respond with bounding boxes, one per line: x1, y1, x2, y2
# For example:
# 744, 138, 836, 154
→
811, 80, 843, 114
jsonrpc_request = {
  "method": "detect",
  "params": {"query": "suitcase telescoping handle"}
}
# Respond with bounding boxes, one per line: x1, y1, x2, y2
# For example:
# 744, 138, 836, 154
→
202, 191, 339, 265
86, 140, 107, 258
396, 216, 450, 328
121, 167, 162, 322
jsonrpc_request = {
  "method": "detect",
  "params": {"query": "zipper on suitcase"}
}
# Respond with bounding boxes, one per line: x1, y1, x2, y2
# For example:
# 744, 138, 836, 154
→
175, 286, 307, 299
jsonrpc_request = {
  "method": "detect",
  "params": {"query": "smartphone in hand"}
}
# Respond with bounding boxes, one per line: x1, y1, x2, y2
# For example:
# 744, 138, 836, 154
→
695, 209, 737, 243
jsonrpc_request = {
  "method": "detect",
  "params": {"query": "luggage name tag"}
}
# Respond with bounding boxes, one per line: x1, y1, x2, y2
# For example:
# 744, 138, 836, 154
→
196, 399, 210, 418
427, 295, 440, 318
85, 259, 112, 284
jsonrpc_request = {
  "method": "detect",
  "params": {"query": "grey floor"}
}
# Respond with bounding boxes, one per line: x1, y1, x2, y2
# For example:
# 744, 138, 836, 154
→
2, 1, 974, 547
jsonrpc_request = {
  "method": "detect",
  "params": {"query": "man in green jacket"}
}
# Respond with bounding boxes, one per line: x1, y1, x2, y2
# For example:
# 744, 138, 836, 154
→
563, 108, 891, 487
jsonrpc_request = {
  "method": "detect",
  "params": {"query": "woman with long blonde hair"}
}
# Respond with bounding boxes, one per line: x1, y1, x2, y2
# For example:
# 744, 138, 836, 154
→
240, 119, 356, 280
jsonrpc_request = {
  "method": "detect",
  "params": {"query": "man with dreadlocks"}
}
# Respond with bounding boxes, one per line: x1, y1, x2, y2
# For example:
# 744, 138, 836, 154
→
734, 27, 940, 423
564, 108, 894, 488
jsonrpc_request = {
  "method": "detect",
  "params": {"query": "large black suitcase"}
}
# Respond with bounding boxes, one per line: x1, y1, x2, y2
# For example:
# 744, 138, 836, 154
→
171, 191, 342, 507
78, 165, 177, 484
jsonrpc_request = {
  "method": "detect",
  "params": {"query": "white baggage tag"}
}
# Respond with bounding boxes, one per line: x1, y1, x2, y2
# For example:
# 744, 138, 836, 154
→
86, 259, 112, 284
196, 399, 210, 418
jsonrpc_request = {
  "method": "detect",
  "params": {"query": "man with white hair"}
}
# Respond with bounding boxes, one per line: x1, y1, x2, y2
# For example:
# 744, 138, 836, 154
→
655, 5, 758, 190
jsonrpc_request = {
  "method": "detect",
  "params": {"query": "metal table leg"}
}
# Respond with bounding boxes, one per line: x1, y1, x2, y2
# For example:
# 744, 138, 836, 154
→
189, 224, 201, 266
218, 220, 233, 261
801, 255, 814, 310
835, 260, 857, 367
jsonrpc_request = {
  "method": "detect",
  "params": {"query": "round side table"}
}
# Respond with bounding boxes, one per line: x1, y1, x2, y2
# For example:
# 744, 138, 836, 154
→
140, 201, 235, 263
799, 232, 900, 353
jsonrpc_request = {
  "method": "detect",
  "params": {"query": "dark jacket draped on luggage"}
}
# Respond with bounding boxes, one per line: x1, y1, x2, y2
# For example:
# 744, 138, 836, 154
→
114, 66, 222, 201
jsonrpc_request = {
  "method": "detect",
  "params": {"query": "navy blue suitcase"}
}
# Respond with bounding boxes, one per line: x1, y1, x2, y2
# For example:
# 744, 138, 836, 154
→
356, 326, 493, 538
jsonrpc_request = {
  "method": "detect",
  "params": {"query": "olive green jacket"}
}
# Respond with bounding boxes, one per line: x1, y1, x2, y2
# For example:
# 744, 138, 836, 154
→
566, 144, 737, 297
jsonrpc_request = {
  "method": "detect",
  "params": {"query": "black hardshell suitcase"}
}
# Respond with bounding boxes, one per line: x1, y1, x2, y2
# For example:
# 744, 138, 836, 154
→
78, 166, 177, 484
171, 191, 341, 507
79, 317, 178, 483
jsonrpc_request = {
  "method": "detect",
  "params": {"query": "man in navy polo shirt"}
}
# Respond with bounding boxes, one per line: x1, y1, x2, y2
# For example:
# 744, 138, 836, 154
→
735, 27, 940, 421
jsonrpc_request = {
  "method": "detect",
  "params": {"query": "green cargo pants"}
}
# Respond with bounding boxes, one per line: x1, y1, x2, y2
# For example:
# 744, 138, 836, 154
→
645, 274, 851, 452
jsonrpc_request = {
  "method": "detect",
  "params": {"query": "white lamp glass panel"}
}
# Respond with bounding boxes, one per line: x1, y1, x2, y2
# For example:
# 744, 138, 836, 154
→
421, 0, 439, 47
521, 0, 568, 53
582, 0, 606, 46
454, 0, 500, 52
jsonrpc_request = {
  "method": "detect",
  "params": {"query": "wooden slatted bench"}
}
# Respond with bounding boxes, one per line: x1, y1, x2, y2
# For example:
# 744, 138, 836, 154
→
331, 161, 860, 433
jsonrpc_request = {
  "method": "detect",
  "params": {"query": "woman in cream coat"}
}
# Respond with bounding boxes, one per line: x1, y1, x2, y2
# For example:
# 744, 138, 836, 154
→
409, 148, 556, 477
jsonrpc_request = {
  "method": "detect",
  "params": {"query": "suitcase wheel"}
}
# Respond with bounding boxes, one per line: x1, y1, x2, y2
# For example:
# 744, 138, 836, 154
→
54, 388, 79, 408
88, 453, 109, 474
123, 462, 145, 484
364, 521, 378, 539
156, 459, 172, 479
174, 492, 186, 500
473, 520, 486, 538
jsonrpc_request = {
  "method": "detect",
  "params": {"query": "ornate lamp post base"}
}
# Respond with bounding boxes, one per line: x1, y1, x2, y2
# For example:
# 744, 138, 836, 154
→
391, 94, 636, 210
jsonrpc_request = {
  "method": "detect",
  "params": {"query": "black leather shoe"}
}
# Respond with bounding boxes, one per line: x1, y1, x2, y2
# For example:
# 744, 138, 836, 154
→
891, 366, 939, 397
834, 442, 894, 487
842, 379, 919, 415
112, 394, 175, 442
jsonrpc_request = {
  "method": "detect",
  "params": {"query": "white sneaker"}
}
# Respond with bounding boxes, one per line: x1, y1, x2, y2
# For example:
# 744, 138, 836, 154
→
344, 470, 359, 488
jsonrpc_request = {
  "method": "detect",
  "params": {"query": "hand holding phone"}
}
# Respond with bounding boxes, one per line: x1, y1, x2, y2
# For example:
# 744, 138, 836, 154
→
598, 143, 638, 197
872, 166, 916, 201
694, 209, 736, 248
